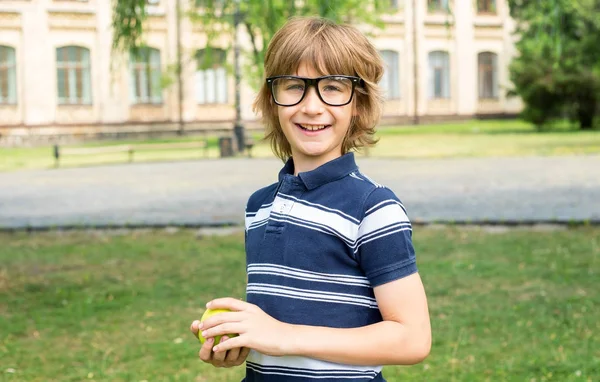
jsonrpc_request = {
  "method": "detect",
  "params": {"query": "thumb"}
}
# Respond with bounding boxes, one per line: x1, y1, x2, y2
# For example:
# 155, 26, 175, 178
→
190, 320, 201, 336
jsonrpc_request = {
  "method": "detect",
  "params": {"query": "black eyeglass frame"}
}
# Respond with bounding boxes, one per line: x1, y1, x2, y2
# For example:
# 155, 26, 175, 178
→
266, 75, 363, 107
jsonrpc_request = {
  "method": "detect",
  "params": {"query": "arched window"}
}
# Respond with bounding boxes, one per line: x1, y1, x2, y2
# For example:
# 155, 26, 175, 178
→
428, 51, 450, 99
56, 46, 92, 104
0, 45, 17, 104
428, 0, 449, 12
477, 0, 496, 13
130, 47, 162, 104
478, 52, 498, 99
379, 50, 400, 100
195, 48, 228, 104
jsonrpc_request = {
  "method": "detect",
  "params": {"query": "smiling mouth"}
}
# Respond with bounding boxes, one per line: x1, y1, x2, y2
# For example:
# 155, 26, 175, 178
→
296, 123, 331, 131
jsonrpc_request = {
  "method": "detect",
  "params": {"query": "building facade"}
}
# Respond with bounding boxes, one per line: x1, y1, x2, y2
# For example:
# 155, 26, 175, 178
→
0, 0, 522, 142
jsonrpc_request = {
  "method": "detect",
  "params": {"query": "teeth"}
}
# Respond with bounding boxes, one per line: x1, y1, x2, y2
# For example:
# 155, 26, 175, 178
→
300, 124, 327, 131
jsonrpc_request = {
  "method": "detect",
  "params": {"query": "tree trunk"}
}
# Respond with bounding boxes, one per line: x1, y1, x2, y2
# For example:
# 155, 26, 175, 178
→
577, 98, 596, 130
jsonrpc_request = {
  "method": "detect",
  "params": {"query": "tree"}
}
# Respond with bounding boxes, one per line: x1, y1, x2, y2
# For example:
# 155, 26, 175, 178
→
112, 0, 391, 145
507, 0, 600, 129
112, 0, 391, 88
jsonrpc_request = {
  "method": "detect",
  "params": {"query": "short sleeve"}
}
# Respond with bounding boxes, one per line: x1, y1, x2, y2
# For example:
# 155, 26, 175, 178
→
356, 187, 418, 287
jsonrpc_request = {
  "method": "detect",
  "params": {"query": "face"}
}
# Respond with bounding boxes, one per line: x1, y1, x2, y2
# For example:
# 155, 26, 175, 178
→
277, 62, 355, 172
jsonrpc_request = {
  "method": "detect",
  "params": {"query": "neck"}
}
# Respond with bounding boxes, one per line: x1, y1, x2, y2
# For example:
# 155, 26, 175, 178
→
291, 151, 343, 176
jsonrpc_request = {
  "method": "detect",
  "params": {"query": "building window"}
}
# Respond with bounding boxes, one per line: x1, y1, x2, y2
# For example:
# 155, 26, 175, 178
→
428, 0, 449, 12
129, 47, 162, 104
428, 51, 450, 99
56, 46, 92, 105
195, 48, 228, 104
477, 0, 496, 13
0, 46, 17, 104
478, 52, 498, 99
379, 50, 400, 100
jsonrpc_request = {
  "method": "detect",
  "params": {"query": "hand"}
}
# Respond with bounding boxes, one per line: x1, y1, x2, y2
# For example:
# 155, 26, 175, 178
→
190, 320, 250, 368
198, 297, 293, 357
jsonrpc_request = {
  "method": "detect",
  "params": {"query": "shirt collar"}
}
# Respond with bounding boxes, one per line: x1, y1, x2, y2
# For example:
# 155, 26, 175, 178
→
278, 153, 358, 190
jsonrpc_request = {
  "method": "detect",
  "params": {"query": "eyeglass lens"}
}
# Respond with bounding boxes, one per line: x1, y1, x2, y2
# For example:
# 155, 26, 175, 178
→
271, 77, 354, 106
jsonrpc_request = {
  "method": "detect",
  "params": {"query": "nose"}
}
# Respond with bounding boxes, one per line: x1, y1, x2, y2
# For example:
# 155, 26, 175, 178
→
300, 86, 325, 115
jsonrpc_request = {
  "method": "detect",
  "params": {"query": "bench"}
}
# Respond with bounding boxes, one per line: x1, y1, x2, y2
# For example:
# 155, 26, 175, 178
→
53, 140, 208, 167
245, 137, 255, 158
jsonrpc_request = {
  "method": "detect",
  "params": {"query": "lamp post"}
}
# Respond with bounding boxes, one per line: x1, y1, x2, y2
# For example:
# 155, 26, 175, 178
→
412, 0, 420, 125
232, 0, 245, 153
176, 0, 184, 135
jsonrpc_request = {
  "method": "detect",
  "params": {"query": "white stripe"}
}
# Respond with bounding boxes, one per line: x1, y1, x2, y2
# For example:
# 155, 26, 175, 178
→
358, 203, 409, 239
247, 366, 377, 379
247, 284, 376, 305
273, 194, 359, 240
247, 365, 376, 379
360, 173, 382, 188
353, 226, 413, 254
269, 215, 356, 246
248, 263, 369, 282
249, 219, 269, 230
247, 289, 375, 309
247, 263, 371, 287
245, 202, 273, 216
247, 198, 411, 248
352, 223, 412, 249
269, 215, 410, 252
349, 172, 364, 182
248, 363, 378, 376
247, 283, 378, 308
278, 193, 360, 223
365, 199, 405, 215
357, 222, 412, 245
245, 203, 274, 230
270, 213, 355, 246
248, 351, 382, 375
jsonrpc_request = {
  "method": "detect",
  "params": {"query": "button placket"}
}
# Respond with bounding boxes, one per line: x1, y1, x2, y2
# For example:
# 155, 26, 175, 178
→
265, 178, 290, 233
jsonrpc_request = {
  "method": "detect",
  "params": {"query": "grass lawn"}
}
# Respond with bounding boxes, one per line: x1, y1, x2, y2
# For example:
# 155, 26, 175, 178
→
1, 227, 598, 381
1, 120, 599, 172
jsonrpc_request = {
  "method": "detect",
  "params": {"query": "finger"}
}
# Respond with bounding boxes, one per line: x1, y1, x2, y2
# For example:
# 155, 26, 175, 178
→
212, 335, 245, 353
201, 311, 243, 330
238, 347, 251, 361
212, 336, 229, 362
190, 320, 200, 336
201, 322, 242, 341
231, 347, 251, 365
207, 297, 250, 312
198, 337, 214, 362
225, 342, 241, 363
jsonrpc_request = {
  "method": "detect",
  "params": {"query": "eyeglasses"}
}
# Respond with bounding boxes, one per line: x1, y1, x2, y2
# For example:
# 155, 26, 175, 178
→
266, 75, 362, 107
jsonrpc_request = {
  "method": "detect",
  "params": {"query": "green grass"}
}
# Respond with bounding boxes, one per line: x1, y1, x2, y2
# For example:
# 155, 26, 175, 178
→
363, 120, 600, 159
0, 135, 234, 173
1, 120, 599, 172
1, 227, 598, 381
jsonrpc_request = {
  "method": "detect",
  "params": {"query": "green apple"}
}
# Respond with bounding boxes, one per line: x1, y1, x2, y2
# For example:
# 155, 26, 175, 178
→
198, 308, 238, 345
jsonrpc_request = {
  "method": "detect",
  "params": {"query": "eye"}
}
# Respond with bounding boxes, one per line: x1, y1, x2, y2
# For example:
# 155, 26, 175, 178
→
286, 84, 305, 91
323, 85, 342, 92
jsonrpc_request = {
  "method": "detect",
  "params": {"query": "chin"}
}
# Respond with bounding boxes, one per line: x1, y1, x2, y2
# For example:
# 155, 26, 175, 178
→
297, 145, 328, 157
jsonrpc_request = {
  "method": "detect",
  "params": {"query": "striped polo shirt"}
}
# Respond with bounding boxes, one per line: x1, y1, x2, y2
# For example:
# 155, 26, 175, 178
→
243, 152, 418, 382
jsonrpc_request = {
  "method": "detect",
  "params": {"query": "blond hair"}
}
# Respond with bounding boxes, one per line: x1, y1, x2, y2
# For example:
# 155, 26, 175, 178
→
253, 17, 384, 161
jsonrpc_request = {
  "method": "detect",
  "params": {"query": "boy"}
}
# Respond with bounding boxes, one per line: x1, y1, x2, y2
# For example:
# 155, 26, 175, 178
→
190, 17, 431, 381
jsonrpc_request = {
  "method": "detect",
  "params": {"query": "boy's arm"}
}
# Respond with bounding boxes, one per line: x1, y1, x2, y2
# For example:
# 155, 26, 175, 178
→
202, 273, 431, 366
284, 272, 431, 366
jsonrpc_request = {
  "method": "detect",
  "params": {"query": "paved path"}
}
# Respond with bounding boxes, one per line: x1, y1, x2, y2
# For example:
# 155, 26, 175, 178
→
1, 155, 599, 229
